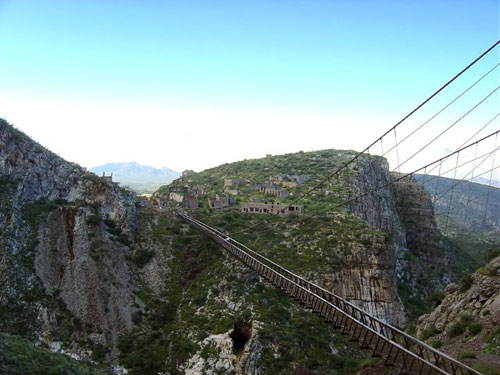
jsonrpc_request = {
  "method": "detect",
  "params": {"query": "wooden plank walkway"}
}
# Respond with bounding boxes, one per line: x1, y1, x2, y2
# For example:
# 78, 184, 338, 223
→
178, 212, 482, 375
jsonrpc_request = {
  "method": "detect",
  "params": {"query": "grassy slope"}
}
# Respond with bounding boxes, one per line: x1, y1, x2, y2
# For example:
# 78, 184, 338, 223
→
155, 149, 377, 211
0, 333, 108, 375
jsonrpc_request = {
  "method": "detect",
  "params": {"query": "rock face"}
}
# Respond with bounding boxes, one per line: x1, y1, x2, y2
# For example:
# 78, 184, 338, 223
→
341, 157, 407, 326
0, 120, 139, 359
342, 159, 451, 325
183, 321, 261, 375
393, 175, 454, 304
415, 256, 500, 370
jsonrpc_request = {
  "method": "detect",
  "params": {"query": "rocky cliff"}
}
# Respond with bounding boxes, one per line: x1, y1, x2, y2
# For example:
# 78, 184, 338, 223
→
331, 158, 452, 324
0, 119, 140, 359
415, 255, 500, 373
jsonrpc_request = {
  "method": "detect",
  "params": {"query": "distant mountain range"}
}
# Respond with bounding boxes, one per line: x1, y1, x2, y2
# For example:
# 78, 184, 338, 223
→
90, 162, 180, 193
472, 176, 500, 188
414, 174, 500, 233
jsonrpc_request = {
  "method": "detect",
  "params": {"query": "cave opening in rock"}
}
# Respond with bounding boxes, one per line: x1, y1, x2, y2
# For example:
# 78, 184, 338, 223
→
229, 320, 252, 353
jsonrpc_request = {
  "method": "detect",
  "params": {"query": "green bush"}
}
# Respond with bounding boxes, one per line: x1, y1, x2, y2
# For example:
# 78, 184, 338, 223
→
431, 340, 442, 349
460, 272, 473, 292
0, 333, 107, 374
127, 249, 154, 268
52, 198, 69, 205
90, 343, 109, 362
448, 321, 466, 337
460, 312, 473, 325
103, 218, 116, 228
421, 326, 437, 340
106, 227, 122, 236
426, 291, 444, 309
471, 363, 500, 375
460, 351, 476, 359
486, 248, 500, 262
467, 322, 482, 335
117, 233, 132, 246
131, 311, 143, 325
86, 214, 101, 225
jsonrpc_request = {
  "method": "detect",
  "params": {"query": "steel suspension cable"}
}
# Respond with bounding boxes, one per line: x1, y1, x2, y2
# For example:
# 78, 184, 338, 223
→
391, 84, 500, 172
431, 144, 500, 203
382, 62, 500, 157
419, 111, 500, 177
482, 133, 499, 226
444, 152, 461, 232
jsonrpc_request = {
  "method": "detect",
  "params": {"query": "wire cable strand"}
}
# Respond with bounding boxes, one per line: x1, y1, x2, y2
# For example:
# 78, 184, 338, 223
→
419, 111, 500, 177
382, 62, 500, 157
391, 85, 500, 172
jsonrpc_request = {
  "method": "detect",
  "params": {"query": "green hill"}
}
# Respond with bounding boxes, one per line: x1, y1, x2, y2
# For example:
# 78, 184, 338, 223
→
156, 149, 381, 212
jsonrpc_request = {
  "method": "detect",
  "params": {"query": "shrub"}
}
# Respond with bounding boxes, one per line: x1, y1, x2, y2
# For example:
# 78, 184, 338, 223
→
460, 351, 476, 359
426, 291, 444, 309
131, 311, 143, 325
486, 248, 500, 262
431, 340, 442, 349
460, 272, 473, 292
52, 198, 69, 205
471, 363, 500, 375
103, 218, 116, 228
421, 326, 437, 340
0, 333, 108, 374
86, 214, 101, 225
448, 321, 466, 337
467, 322, 482, 335
106, 227, 122, 236
460, 312, 473, 325
477, 267, 491, 276
91, 343, 109, 362
127, 249, 154, 268
117, 233, 132, 246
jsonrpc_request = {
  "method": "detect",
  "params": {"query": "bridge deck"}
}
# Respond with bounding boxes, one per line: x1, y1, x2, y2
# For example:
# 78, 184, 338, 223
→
177, 212, 481, 375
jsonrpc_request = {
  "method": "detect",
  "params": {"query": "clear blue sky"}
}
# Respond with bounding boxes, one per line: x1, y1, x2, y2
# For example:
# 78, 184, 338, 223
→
0, 0, 499, 172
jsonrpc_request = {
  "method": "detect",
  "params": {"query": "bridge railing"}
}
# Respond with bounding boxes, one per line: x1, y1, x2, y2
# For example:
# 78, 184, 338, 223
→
178, 212, 480, 375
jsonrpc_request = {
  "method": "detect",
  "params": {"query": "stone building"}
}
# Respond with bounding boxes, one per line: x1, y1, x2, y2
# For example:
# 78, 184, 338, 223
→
269, 174, 310, 188
182, 170, 195, 177
192, 184, 208, 196
169, 192, 184, 203
250, 183, 263, 190
102, 172, 113, 181
224, 179, 242, 188
207, 194, 233, 208
240, 201, 303, 215
270, 174, 285, 183
153, 197, 169, 208
259, 183, 289, 198
183, 195, 198, 210
224, 188, 240, 196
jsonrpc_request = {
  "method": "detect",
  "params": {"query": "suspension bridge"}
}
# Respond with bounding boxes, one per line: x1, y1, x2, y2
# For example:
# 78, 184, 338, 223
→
178, 212, 479, 375
174, 40, 500, 374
